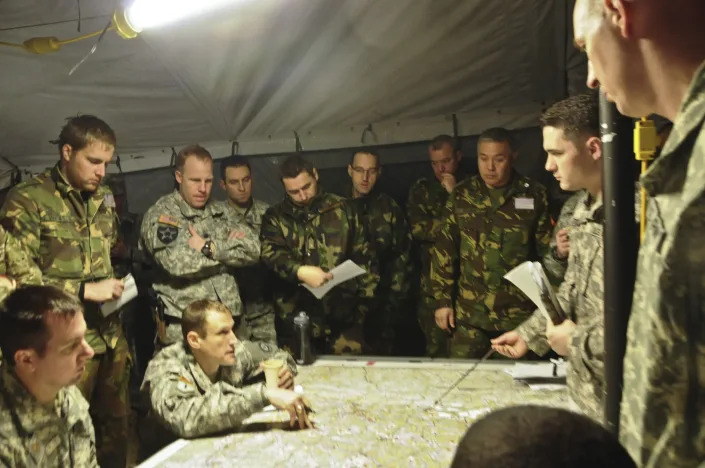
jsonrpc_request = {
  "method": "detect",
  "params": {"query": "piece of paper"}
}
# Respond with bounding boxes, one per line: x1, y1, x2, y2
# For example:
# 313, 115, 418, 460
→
504, 360, 567, 380
100, 274, 138, 317
302, 260, 366, 299
504, 261, 565, 324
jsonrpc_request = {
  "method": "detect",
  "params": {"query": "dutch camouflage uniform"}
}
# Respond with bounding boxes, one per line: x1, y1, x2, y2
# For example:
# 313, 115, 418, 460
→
406, 171, 468, 357
140, 191, 260, 346
619, 61, 705, 468
0, 165, 130, 468
0, 353, 98, 467
543, 191, 582, 287
0, 225, 42, 300
516, 191, 605, 422
430, 172, 552, 358
348, 189, 412, 355
141, 339, 296, 438
216, 198, 277, 345
260, 189, 377, 355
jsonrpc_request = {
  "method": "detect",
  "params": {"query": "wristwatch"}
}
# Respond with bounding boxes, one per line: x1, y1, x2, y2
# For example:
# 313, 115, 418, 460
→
201, 240, 214, 259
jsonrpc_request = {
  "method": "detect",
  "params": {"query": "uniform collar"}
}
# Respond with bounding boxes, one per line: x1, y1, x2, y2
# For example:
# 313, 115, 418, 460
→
171, 191, 224, 220
572, 190, 604, 223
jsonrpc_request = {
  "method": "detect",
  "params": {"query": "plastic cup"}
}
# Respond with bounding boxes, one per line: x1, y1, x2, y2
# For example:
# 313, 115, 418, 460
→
262, 359, 284, 389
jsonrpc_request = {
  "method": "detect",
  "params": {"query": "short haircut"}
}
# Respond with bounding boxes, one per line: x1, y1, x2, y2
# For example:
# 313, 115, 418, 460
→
540, 92, 600, 142
55, 115, 116, 157
451, 405, 636, 468
0, 286, 83, 364
175, 144, 213, 172
279, 155, 315, 180
429, 134, 460, 152
220, 155, 251, 181
350, 148, 380, 166
182, 299, 232, 343
477, 127, 517, 152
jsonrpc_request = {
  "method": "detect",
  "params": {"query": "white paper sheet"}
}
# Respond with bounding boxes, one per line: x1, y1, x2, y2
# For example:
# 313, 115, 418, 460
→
100, 274, 138, 317
503, 359, 567, 379
504, 261, 564, 324
302, 260, 366, 299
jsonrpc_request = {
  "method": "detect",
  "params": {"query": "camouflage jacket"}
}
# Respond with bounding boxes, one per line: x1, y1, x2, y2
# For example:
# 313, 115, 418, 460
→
141, 340, 296, 438
543, 191, 582, 286
0, 365, 97, 467
140, 191, 260, 320
0, 165, 120, 353
430, 172, 552, 330
516, 191, 605, 422
619, 61, 705, 468
0, 225, 42, 301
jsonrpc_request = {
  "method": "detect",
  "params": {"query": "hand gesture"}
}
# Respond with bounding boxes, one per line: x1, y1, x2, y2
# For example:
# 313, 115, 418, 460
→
265, 388, 314, 429
555, 228, 571, 259
491, 331, 529, 358
440, 173, 457, 193
434, 307, 455, 331
297, 265, 333, 288
546, 319, 576, 356
84, 278, 125, 302
188, 225, 206, 252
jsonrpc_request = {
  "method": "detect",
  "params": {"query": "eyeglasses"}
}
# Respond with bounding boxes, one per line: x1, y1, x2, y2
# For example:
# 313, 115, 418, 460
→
351, 166, 379, 176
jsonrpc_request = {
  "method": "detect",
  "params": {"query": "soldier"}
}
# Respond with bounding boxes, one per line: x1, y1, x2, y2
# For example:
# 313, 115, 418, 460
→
492, 93, 607, 422
140, 145, 260, 347
543, 191, 582, 286
574, 0, 705, 465
407, 134, 469, 357
431, 127, 552, 358
346, 149, 412, 355
260, 155, 377, 355
0, 115, 129, 467
141, 299, 311, 439
216, 155, 276, 345
0, 225, 42, 301
0, 286, 97, 467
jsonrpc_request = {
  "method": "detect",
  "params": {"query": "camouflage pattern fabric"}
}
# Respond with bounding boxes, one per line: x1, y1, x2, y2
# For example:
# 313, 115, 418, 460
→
543, 191, 582, 286
430, 172, 552, 358
260, 190, 377, 355
140, 191, 260, 345
0, 225, 42, 302
516, 190, 606, 422
141, 340, 296, 438
619, 62, 705, 468
0, 365, 98, 467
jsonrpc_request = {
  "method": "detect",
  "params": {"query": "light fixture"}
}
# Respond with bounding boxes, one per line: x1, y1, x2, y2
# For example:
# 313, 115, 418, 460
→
122, 0, 236, 32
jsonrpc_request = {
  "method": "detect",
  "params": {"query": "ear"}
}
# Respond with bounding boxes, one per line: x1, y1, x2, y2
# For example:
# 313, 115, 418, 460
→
377, 166, 383, 176
455, 150, 462, 162
312, 168, 319, 182
219, 179, 226, 190
186, 331, 201, 350
605, 0, 633, 38
586, 136, 603, 161
347, 165, 353, 178
13, 349, 35, 372
61, 144, 73, 164
175, 170, 183, 185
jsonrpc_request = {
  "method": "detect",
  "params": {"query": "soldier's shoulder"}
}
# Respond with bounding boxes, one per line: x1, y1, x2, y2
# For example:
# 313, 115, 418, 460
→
64, 385, 91, 415
144, 343, 189, 382
409, 176, 434, 193
516, 175, 548, 195
6, 170, 53, 199
144, 193, 180, 219
253, 199, 271, 211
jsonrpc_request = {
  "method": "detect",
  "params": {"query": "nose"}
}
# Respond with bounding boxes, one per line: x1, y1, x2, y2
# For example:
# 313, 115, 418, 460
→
587, 60, 599, 89
229, 330, 238, 345
545, 155, 556, 172
198, 182, 207, 193
82, 340, 95, 360
362, 172, 369, 182
237, 182, 245, 191
96, 163, 106, 178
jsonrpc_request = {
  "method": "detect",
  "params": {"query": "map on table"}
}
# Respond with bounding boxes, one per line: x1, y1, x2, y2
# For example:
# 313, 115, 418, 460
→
141, 359, 570, 468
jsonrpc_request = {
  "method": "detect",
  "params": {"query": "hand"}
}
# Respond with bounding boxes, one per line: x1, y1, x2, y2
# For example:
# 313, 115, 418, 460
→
228, 230, 246, 240
491, 331, 529, 359
546, 319, 576, 357
555, 228, 571, 259
278, 366, 295, 390
434, 307, 455, 331
440, 173, 457, 193
84, 278, 125, 302
264, 388, 314, 430
297, 265, 333, 288
0, 276, 17, 292
188, 225, 206, 252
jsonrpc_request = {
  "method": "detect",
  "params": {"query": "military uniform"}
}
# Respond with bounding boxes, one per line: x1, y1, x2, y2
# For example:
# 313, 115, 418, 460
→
260, 190, 377, 355
543, 191, 582, 286
0, 225, 42, 300
406, 171, 468, 357
141, 340, 295, 438
0, 165, 129, 467
430, 172, 552, 358
516, 191, 605, 422
140, 191, 260, 346
0, 364, 98, 467
619, 61, 705, 467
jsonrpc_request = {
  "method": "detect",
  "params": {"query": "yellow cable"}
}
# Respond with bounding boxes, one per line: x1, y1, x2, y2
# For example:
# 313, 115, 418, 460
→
56, 26, 114, 46
0, 40, 23, 49
0, 25, 116, 53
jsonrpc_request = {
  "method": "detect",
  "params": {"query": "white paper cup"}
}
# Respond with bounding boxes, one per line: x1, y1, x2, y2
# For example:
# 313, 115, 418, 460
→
262, 359, 284, 389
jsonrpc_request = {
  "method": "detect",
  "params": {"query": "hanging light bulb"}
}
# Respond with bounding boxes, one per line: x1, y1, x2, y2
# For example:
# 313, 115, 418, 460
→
123, 0, 236, 32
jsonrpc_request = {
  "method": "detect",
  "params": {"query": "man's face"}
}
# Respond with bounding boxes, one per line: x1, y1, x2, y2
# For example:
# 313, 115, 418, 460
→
348, 152, 380, 197
221, 165, 252, 207
196, 310, 238, 367
543, 126, 600, 192
62, 141, 114, 192
282, 170, 318, 206
175, 156, 213, 209
429, 143, 460, 182
477, 140, 514, 188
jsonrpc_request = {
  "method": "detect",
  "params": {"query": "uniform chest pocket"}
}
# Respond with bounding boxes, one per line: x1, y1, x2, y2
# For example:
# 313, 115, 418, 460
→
456, 209, 482, 246
493, 208, 535, 261
39, 217, 85, 272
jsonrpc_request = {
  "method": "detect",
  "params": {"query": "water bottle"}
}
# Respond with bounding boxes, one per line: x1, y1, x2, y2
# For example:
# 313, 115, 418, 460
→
293, 311, 314, 365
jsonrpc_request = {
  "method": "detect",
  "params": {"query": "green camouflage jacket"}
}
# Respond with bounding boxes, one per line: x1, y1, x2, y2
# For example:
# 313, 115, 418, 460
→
516, 191, 605, 422
141, 340, 295, 438
0, 365, 97, 467
619, 61, 705, 468
543, 191, 582, 286
0, 226, 42, 301
430, 172, 552, 331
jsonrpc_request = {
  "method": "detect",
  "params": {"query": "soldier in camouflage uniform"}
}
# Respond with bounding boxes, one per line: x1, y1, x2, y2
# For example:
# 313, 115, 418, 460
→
543, 191, 582, 286
431, 128, 552, 358
260, 156, 377, 355
407, 135, 468, 357
0, 286, 97, 467
0, 225, 42, 301
140, 145, 260, 347
493, 93, 607, 422
216, 156, 276, 345
141, 300, 311, 439
0, 115, 130, 467
346, 149, 412, 355
575, 1, 705, 465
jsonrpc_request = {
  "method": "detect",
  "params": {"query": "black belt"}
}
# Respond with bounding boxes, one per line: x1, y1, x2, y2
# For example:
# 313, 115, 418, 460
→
163, 315, 182, 326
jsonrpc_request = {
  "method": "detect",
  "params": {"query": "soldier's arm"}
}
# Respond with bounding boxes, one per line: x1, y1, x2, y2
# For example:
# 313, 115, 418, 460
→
429, 196, 459, 308
568, 314, 605, 389
3, 229, 42, 286
260, 209, 303, 282
406, 183, 443, 243
209, 222, 261, 268
542, 198, 575, 286
0, 188, 43, 261
238, 341, 298, 381
533, 189, 553, 260
515, 309, 551, 356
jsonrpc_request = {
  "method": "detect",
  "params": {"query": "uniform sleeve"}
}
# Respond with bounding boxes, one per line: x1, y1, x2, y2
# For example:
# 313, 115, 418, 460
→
515, 309, 551, 356
260, 208, 303, 282
533, 188, 553, 260
210, 222, 260, 267
543, 206, 572, 287
429, 195, 459, 309
3, 229, 42, 286
0, 187, 43, 264
569, 314, 605, 391
238, 340, 298, 380
406, 182, 443, 243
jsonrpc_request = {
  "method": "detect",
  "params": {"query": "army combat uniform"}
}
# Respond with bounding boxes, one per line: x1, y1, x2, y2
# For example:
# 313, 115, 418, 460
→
430, 172, 552, 358
260, 190, 377, 355
141, 340, 295, 438
619, 61, 705, 467
543, 191, 582, 287
515, 191, 605, 422
140, 191, 260, 346
0, 165, 130, 468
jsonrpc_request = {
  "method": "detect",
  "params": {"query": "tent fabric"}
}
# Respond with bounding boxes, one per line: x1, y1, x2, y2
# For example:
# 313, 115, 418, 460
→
0, 0, 583, 177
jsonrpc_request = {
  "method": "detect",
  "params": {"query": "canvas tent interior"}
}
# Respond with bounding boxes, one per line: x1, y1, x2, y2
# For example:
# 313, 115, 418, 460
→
0, 0, 586, 212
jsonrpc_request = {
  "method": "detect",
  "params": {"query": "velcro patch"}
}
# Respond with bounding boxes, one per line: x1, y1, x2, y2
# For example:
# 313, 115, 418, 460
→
259, 342, 272, 353
514, 197, 535, 210
157, 225, 179, 244
158, 214, 180, 227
